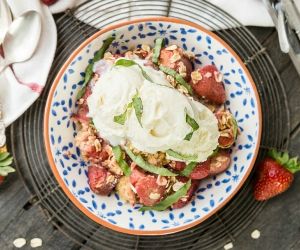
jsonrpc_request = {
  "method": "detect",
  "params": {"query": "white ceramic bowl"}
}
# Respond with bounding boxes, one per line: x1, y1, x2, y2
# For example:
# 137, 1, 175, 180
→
44, 17, 262, 235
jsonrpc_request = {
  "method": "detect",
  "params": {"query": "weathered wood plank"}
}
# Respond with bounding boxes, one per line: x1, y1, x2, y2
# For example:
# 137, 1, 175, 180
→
0, 205, 77, 250
248, 27, 275, 44
232, 173, 300, 250
262, 32, 292, 73
0, 175, 29, 232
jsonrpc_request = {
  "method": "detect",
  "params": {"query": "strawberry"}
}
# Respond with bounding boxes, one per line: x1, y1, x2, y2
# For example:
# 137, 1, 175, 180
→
254, 149, 300, 201
41, 0, 58, 5
191, 65, 226, 104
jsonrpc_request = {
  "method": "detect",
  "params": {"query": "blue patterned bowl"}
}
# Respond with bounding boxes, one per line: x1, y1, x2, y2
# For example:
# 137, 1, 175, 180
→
44, 17, 262, 235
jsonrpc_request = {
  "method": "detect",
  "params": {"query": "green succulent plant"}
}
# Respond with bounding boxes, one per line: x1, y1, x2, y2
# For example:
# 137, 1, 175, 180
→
0, 152, 15, 176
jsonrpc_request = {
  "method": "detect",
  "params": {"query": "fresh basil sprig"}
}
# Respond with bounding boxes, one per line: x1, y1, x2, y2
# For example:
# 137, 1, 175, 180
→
184, 110, 199, 141
76, 36, 115, 100
159, 65, 193, 95
115, 59, 153, 82
124, 147, 177, 176
152, 37, 164, 64
166, 149, 197, 162
112, 146, 131, 176
139, 180, 191, 211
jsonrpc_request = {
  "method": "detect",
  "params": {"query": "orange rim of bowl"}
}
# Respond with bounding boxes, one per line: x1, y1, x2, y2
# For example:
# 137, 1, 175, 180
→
44, 17, 262, 236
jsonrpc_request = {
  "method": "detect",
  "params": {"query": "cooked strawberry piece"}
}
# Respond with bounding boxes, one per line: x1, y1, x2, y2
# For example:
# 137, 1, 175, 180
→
88, 165, 117, 195
190, 160, 210, 179
191, 65, 226, 104
159, 48, 193, 81
172, 161, 186, 171
218, 136, 235, 148
172, 180, 200, 209
129, 166, 146, 186
215, 110, 237, 148
135, 175, 166, 206
72, 86, 92, 124
209, 150, 231, 175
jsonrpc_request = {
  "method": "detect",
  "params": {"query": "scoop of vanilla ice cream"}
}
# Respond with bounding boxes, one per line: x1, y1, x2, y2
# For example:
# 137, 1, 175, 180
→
87, 58, 219, 162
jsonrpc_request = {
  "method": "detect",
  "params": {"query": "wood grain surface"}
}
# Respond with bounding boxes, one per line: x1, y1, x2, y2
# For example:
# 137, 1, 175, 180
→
1, 27, 300, 250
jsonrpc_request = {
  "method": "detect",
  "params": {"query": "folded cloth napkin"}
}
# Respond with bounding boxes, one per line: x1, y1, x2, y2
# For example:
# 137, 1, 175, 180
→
50, 0, 274, 27
0, 0, 56, 126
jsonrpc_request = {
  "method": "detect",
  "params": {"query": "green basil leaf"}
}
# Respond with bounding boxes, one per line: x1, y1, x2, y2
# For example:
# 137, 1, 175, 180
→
139, 180, 191, 211
0, 152, 10, 161
0, 166, 15, 176
159, 65, 193, 95
124, 148, 177, 176
184, 132, 193, 141
112, 146, 131, 176
180, 162, 197, 177
232, 116, 238, 139
152, 37, 164, 64
115, 59, 153, 82
186, 112, 199, 131
132, 95, 143, 126
115, 58, 136, 67
93, 36, 115, 62
77, 36, 115, 100
166, 149, 197, 162
76, 86, 87, 100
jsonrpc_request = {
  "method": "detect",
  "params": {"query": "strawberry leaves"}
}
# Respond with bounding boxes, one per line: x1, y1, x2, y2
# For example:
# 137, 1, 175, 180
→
268, 149, 300, 174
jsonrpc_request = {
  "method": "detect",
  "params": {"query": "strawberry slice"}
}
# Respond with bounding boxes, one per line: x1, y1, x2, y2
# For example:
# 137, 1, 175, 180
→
254, 150, 300, 201
191, 65, 226, 104
190, 160, 210, 179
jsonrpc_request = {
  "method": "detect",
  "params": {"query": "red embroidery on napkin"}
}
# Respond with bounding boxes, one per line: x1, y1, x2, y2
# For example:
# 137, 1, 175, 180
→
10, 66, 44, 94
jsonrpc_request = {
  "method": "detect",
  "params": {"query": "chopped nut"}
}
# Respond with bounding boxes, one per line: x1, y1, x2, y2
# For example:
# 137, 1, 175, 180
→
124, 51, 134, 59
130, 183, 137, 193
166, 75, 177, 87
211, 161, 222, 169
216, 156, 229, 162
13, 238, 26, 248
149, 192, 161, 200
165, 45, 178, 51
94, 139, 101, 152
177, 84, 189, 94
30, 238, 42, 248
191, 70, 202, 84
204, 72, 212, 78
77, 98, 84, 105
141, 44, 151, 52
251, 229, 261, 239
156, 175, 168, 186
170, 50, 181, 63
177, 61, 187, 77
103, 52, 115, 61
214, 71, 223, 82
220, 131, 231, 138
183, 51, 195, 59
172, 181, 185, 192
223, 242, 233, 250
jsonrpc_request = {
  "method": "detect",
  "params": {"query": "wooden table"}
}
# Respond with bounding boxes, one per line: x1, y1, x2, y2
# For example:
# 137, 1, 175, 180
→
1, 27, 300, 250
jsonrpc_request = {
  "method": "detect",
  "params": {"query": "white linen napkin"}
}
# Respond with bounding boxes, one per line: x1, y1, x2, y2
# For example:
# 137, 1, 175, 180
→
0, 0, 57, 126
50, 0, 274, 27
